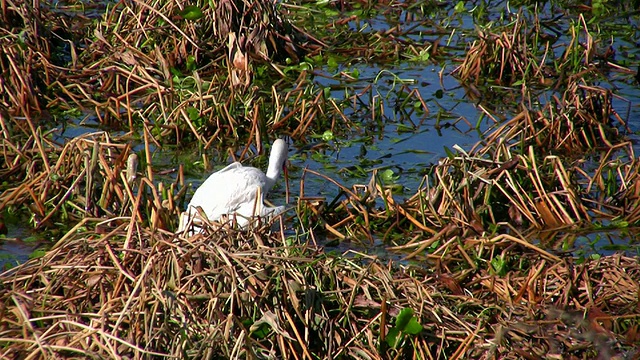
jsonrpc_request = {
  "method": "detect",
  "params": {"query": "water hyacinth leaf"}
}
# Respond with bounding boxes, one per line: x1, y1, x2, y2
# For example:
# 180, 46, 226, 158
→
327, 55, 339, 70
380, 169, 399, 184
250, 322, 271, 339
29, 249, 46, 259
186, 107, 200, 121
385, 308, 423, 347
404, 317, 422, 334
385, 327, 401, 347
612, 220, 629, 228
322, 130, 334, 142
179, 5, 203, 20
311, 152, 329, 163
283, 61, 313, 74
170, 67, 182, 78
186, 55, 196, 71
323, 86, 331, 99
23, 235, 40, 243
395, 308, 414, 330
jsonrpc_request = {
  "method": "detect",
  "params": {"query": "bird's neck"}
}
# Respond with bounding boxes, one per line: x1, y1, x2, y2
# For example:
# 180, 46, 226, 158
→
264, 168, 279, 192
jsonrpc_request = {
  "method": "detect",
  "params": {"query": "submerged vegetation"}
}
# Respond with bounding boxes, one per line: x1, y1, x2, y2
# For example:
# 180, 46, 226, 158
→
1, 0, 639, 358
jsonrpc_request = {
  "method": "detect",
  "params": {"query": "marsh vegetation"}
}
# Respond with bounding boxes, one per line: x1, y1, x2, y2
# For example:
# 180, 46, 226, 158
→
1, 0, 639, 358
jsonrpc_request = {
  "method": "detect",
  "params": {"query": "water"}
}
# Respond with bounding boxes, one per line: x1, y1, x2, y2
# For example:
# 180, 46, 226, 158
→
281, 3, 640, 257
0, 225, 36, 270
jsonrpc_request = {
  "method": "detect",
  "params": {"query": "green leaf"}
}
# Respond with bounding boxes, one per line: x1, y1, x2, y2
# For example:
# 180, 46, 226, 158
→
443, 146, 455, 159
170, 67, 182, 78
252, 324, 270, 338
179, 5, 203, 20
327, 56, 339, 70
380, 169, 399, 184
23, 236, 40, 243
359, 145, 367, 157
491, 256, 507, 276
395, 308, 414, 330
321, 130, 334, 142
601, 244, 631, 251
29, 249, 46, 259
323, 87, 331, 99
612, 220, 629, 228
186, 55, 197, 71
396, 123, 415, 133
186, 107, 200, 121
404, 318, 423, 334
310, 152, 329, 163
385, 327, 400, 347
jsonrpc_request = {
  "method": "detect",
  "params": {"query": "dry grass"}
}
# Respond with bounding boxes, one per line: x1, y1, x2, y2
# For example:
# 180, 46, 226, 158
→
0, 218, 638, 358
1, 0, 313, 145
0, 0, 53, 117
453, 10, 617, 94
452, 11, 550, 87
0, 112, 185, 233
486, 80, 628, 155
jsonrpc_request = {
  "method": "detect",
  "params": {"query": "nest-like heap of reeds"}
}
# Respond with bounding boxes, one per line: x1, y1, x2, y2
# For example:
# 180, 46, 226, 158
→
0, 217, 638, 358
0, 0, 54, 117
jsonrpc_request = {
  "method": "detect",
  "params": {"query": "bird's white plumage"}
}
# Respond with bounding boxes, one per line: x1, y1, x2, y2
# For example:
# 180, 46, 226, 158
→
179, 139, 288, 232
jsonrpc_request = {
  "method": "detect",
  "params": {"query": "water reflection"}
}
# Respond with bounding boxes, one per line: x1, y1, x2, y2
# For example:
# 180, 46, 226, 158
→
0, 225, 37, 270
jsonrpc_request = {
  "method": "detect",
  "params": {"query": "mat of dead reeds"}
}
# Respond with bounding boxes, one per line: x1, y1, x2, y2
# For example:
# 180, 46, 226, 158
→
0, 218, 639, 358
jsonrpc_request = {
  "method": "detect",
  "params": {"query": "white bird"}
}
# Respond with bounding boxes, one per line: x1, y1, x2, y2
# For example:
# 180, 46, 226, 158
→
179, 139, 288, 232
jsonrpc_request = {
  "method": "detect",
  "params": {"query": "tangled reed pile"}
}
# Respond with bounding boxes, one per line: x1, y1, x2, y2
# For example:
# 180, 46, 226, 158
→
1, 220, 639, 358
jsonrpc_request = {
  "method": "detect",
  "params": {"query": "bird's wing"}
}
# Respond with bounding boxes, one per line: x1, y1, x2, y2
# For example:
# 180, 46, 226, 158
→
186, 166, 267, 221
217, 162, 243, 173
